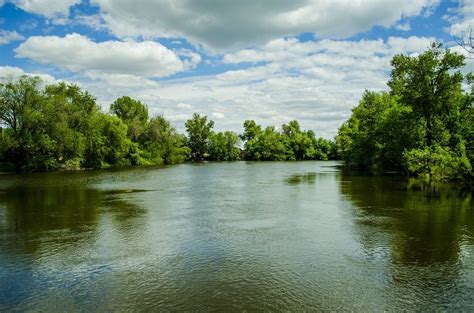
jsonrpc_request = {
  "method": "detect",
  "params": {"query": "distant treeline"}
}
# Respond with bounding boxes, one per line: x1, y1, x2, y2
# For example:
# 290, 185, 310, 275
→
336, 43, 473, 184
0, 78, 337, 172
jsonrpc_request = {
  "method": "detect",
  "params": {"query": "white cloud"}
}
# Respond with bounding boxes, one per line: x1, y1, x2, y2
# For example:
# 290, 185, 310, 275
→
84, 71, 160, 88
395, 22, 411, 31
5, 36, 444, 139
76, 36, 436, 138
91, 0, 440, 50
0, 66, 58, 85
12, 0, 80, 18
0, 29, 24, 44
386, 36, 435, 54
176, 49, 202, 70
15, 33, 198, 78
223, 36, 434, 65
177, 102, 193, 110
74, 14, 108, 31
212, 112, 225, 120
447, 0, 474, 38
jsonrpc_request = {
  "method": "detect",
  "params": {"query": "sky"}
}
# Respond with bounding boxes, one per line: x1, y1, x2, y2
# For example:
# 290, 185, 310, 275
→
0, 0, 473, 138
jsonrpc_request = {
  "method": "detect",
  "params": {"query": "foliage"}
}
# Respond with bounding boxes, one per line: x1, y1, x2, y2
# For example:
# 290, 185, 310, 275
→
110, 96, 148, 142
0, 76, 189, 171
242, 119, 338, 161
140, 115, 189, 164
208, 131, 241, 161
336, 43, 473, 183
185, 113, 215, 161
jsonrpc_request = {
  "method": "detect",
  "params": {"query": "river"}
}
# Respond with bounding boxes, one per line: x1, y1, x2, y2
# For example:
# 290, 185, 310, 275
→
0, 161, 473, 311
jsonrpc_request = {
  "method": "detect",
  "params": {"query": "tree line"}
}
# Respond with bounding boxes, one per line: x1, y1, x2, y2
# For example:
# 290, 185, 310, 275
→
0, 77, 337, 172
1, 42, 472, 185
336, 43, 473, 184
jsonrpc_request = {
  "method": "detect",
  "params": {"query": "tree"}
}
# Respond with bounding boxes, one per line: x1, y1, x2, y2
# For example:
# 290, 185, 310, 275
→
454, 26, 474, 58
208, 131, 240, 161
185, 113, 214, 161
241, 120, 262, 141
82, 113, 131, 168
0, 76, 53, 171
43, 82, 99, 168
336, 91, 413, 172
388, 42, 465, 147
337, 43, 473, 183
281, 120, 317, 160
0, 77, 193, 172
140, 115, 189, 164
244, 125, 287, 161
110, 96, 148, 142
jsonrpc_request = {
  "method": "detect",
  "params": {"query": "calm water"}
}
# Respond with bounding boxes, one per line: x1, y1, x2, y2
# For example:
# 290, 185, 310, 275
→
0, 161, 473, 311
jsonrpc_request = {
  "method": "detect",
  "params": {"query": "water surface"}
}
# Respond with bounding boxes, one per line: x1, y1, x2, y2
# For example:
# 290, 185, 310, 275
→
0, 162, 473, 311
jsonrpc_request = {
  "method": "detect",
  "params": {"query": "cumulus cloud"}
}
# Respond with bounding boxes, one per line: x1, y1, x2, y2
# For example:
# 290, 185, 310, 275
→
74, 14, 108, 31
0, 66, 57, 84
72, 36, 435, 138
84, 71, 160, 88
11, 0, 80, 18
91, 0, 440, 50
447, 0, 474, 38
212, 112, 225, 120
223, 36, 434, 65
177, 103, 193, 110
0, 29, 24, 44
15, 33, 199, 78
395, 22, 411, 31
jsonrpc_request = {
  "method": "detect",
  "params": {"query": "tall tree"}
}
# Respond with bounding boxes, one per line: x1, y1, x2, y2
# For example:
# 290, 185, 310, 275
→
110, 96, 148, 142
337, 43, 473, 182
140, 115, 190, 164
208, 131, 240, 161
185, 113, 214, 161
388, 42, 465, 147
0, 76, 49, 170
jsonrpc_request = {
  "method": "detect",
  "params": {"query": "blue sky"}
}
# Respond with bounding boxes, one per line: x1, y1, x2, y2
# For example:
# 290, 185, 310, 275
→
0, 0, 472, 138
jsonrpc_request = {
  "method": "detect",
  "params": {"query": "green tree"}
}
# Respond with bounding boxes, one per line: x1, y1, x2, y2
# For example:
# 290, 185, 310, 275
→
185, 113, 214, 161
0, 76, 54, 171
208, 131, 241, 161
337, 43, 473, 183
244, 125, 287, 161
110, 96, 148, 142
314, 137, 339, 160
281, 120, 317, 160
241, 120, 262, 141
42, 82, 99, 169
82, 113, 131, 168
336, 91, 413, 172
388, 42, 466, 148
140, 115, 190, 164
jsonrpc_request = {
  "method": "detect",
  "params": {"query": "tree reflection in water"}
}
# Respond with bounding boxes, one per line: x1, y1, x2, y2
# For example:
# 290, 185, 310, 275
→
339, 174, 474, 309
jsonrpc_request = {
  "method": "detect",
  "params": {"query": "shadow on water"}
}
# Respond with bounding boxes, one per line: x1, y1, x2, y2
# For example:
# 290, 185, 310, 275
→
0, 184, 149, 312
339, 174, 474, 309
284, 172, 317, 185
339, 175, 473, 264
0, 183, 149, 255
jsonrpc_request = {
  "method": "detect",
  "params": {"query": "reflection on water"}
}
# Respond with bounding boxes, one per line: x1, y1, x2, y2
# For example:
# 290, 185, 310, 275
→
285, 172, 317, 185
340, 175, 473, 264
0, 185, 147, 234
0, 162, 473, 311
339, 174, 474, 310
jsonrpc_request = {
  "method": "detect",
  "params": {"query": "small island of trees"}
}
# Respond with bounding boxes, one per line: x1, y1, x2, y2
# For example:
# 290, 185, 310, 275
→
0, 43, 472, 186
